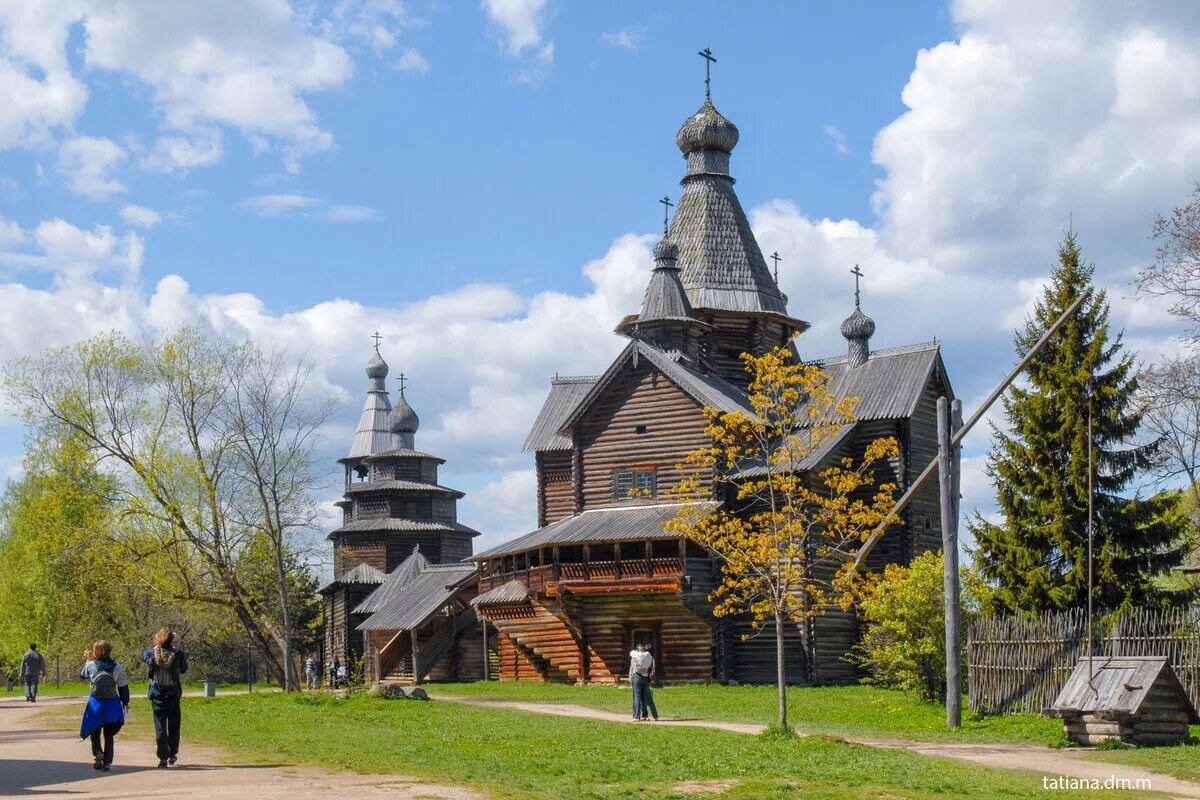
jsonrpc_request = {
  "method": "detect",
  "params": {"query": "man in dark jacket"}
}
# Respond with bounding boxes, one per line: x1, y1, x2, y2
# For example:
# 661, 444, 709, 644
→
20, 643, 46, 702
143, 628, 188, 767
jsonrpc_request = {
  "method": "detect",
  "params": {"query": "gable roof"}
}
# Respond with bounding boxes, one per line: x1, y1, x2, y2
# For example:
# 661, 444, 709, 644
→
559, 340, 754, 435
1048, 656, 1200, 723
357, 562, 477, 631
353, 548, 431, 615
470, 579, 531, 607
475, 501, 721, 560
317, 562, 386, 594
522, 377, 598, 452
815, 342, 950, 421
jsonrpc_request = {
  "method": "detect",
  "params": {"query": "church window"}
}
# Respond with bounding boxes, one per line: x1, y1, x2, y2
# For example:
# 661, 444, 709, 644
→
635, 425, 649, 435
613, 469, 656, 500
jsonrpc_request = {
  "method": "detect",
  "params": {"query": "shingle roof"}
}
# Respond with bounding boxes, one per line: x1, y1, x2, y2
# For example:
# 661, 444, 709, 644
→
353, 548, 430, 614
559, 341, 754, 436
344, 480, 463, 497
522, 377, 598, 452
362, 448, 445, 464
1048, 656, 1199, 723
357, 562, 477, 631
815, 342, 949, 421
469, 579, 530, 607
317, 562, 385, 594
474, 501, 720, 559
733, 423, 858, 479
326, 517, 480, 540
667, 99, 803, 330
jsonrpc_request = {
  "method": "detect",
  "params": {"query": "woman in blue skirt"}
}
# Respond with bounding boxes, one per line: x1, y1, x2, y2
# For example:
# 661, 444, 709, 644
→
79, 640, 130, 771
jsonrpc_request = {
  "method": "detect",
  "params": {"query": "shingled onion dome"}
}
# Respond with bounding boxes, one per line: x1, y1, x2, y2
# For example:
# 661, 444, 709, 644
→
388, 389, 420, 450
347, 350, 395, 460
676, 98, 740, 155
841, 302, 876, 368
623, 235, 711, 356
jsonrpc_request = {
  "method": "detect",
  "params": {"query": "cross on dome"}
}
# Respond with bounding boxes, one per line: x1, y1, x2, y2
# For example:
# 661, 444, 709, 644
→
698, 47, 716, 99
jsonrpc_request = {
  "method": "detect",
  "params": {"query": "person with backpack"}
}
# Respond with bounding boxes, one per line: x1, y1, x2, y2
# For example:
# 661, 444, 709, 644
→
20, 642, 46, 703
142, 628, 188, 768
79, 640, 130, 772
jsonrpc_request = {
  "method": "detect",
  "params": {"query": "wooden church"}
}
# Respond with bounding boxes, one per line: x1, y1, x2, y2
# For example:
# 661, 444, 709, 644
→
470, 76, 954, 685
320, 350, 483, 683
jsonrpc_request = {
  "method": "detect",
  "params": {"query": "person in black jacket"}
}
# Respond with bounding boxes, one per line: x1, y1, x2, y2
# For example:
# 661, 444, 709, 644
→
142, 628, 188, 768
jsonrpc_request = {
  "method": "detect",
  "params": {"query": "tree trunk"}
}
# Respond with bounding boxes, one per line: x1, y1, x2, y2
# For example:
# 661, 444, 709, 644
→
775, 609, 787, 729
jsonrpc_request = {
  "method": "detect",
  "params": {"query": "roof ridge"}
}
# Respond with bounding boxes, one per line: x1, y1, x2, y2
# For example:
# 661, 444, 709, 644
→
816, 340, 939, 365
551, 375, 601, 384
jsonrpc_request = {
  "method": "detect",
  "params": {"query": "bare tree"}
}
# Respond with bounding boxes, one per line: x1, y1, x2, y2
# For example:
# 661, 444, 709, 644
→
1137, 181, 1200, 337
1141, 355, 1200, 539
4, 329, 333, 688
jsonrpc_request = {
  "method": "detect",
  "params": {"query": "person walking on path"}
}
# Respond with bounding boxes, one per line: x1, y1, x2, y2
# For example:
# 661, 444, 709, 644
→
142, 628, 188, 768
304, 656, 318, 690
628, 643, 654, 721
20, 643, 46, 703
642, 646, 659, 721
79, 640, 129, 771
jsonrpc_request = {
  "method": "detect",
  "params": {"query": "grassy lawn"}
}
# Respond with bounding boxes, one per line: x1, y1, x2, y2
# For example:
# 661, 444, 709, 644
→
4, 680, 254, 698
1081, 741, 1200, 784
149, 692, 1152, 799
430, 682, 1069, 747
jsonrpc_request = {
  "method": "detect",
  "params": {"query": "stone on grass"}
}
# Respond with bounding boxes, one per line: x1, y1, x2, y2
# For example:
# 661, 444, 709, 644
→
370, 684, 407, 700
408, 687, 430, 701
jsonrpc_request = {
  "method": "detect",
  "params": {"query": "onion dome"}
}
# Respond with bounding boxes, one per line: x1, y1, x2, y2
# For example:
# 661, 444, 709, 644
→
841, 301, 876, 369
653, 237, 680, 262
676, 99, 740, 155
388, 393, 419, 435
365, 351, 388, 380
840, 306, 876, 341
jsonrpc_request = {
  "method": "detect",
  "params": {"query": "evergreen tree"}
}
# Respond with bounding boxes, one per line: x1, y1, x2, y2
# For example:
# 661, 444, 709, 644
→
969, 233, 1191, 613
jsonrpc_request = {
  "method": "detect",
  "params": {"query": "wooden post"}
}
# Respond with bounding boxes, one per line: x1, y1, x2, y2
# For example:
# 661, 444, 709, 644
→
411, 629, 421, 686
481, 618, 489, 681
614, 542, 623, 579
938, 396, 962, 728
583, 544, 591, 580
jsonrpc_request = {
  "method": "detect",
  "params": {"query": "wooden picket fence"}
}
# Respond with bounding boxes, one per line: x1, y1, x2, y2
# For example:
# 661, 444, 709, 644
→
968, 606, 1200, 715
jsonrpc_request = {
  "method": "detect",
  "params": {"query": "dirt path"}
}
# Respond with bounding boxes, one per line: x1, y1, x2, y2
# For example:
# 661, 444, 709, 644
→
0, 695, 482, 800
435, 694, 1200, 799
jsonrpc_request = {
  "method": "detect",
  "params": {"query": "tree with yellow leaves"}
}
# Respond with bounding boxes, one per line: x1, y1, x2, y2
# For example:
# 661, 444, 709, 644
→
668, 344, 899, 730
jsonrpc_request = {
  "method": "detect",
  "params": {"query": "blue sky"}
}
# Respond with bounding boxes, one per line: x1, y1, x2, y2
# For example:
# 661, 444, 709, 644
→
1, 0, 1198, 561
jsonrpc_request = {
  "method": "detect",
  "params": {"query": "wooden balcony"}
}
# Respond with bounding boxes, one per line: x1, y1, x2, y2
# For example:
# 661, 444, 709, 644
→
480, 557, 685, 594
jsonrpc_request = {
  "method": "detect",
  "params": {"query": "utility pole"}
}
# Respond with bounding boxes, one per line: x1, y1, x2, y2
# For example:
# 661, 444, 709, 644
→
938, 396, 962, 727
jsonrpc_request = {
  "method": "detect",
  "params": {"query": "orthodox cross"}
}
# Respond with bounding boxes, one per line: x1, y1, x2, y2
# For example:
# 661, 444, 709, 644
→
851, 264, 864, 308
770, 251, 781, 283
398, 372, 407, 396
371, 331, 383, 352
659, 195, 673, 234
698, 47, 716, 99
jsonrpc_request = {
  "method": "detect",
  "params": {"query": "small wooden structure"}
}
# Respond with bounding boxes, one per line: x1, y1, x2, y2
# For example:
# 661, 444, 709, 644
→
1046, 656, 1199, 745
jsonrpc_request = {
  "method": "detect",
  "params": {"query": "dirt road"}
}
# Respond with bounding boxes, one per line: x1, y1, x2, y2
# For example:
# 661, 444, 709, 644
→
0, 695, 482, 800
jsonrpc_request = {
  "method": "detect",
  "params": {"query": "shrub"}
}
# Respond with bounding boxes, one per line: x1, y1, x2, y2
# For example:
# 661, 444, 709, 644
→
853, 551, 963, 703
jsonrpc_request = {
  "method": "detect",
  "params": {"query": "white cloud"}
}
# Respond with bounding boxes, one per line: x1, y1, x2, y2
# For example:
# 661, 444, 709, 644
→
0, 217, 142, 280
56, 136, 126, 199
240, 194, 380, 222
241, 194, 321, 217
822, 124, 849, 155
0, 1, 356, 171
395, 47, 430, 74
482, 0, 553, 59
320, 204, 382, 222
600, 27, 645, 51
120, 204, 163, 229
141, 133, 225, 174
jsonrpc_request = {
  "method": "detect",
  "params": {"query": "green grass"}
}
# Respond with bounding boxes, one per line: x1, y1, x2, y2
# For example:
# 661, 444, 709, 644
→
4, 680, 253, 698
164, 692, 1142, 800
430, 682, 1069, 747
1080, 736, 1200, 784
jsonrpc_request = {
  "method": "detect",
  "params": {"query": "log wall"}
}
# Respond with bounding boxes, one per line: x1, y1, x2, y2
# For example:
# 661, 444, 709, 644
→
576, 360, 712, 510
536, 450, 574, 527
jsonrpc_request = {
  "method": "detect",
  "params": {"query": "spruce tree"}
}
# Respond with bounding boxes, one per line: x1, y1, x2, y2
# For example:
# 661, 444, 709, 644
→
969, 233, 1190, 613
